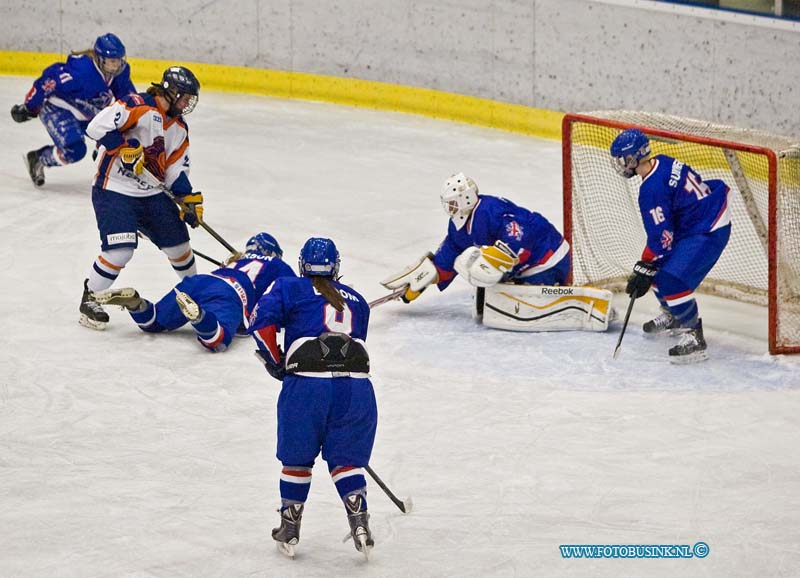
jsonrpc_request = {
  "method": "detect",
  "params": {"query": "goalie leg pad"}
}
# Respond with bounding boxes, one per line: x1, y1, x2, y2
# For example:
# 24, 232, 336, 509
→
479, 284, 613, 332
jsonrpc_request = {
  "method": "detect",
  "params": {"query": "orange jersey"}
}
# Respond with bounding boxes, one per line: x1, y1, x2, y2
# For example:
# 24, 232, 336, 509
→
87, 93, 191, 197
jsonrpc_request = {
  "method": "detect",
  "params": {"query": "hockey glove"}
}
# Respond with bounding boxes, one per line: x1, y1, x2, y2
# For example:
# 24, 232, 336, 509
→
626, 260, 658, 299
11, 104, 36, 123
254, 349, 286, 381
179, 192, 204, 228
118, 139, 145, 175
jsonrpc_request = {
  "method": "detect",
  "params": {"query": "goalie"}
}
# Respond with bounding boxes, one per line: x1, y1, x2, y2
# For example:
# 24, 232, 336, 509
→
381, 173, 612, 332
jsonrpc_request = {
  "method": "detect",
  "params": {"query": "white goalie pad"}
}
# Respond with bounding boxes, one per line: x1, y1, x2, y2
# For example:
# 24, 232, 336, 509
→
477, 284, 613, 332
381, 252, 438, 292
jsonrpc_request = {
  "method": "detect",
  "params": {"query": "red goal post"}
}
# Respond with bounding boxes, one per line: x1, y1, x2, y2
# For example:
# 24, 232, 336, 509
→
562, 112, 800, 355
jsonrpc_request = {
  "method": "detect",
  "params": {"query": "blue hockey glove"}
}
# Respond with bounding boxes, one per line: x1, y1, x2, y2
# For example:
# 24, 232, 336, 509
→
254, 349, 286, 381
626, 260, 658, 299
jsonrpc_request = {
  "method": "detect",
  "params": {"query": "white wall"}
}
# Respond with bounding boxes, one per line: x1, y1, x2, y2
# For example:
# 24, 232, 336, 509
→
2, 0, 799, 136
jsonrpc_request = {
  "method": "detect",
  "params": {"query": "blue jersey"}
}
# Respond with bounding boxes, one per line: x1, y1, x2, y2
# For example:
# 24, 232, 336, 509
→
638, 154, 731, 262
24, 54, 136, 121
249, 277, 370, 353
210, 253, 297, 317
433, 194, 567, 288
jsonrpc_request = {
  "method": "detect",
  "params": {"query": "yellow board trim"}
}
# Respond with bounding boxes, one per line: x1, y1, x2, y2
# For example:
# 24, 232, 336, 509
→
0, 50, 564, 140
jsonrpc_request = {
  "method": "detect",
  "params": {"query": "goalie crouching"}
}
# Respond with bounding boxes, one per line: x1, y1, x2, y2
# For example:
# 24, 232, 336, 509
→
381, 173, 612, 332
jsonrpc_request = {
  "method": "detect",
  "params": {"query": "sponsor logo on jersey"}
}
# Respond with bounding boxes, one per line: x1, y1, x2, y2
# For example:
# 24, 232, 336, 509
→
107, 232, 137, 245
506, 221, 524, 241
661, 229, 674, 250
541, 287, 574, 295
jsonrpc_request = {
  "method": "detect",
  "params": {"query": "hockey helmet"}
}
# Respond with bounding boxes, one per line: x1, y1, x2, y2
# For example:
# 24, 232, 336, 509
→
440, 172, 479, 230
299, 237, 340, 278
159, 66, 200, 116
93, 33, 126, 79
245, 232, 283, 259
610, 128, 651, 178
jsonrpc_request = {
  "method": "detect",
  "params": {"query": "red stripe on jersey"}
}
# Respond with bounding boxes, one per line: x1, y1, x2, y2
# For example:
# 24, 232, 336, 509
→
254, 324, 281, 362
664, 289, 693, 301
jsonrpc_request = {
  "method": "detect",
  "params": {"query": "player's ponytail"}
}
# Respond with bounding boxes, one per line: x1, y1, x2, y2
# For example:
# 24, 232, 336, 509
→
312, 276, 345, 312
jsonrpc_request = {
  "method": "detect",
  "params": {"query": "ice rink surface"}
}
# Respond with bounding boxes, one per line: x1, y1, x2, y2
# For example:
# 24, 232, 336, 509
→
1, 76, 799, 578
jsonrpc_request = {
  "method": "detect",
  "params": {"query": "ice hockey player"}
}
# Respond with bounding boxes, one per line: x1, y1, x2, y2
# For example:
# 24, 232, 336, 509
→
10, 33, 136, 187
91, 233, 294, 352
78, 66, 203, 330
248, 237, 377, 559
610, 128, 731, 363
383, 173, 570, 299
381, 174, 613, 332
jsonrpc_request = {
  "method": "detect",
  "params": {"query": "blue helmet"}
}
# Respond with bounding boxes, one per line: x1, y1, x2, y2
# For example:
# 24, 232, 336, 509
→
299, 237, 340, 277
245, 232, 282, 258
93, 33, 126, 79
610, 128, 651, 178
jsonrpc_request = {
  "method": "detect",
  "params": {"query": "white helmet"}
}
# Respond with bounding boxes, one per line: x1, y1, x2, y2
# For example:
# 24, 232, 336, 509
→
440, 173, 479, 230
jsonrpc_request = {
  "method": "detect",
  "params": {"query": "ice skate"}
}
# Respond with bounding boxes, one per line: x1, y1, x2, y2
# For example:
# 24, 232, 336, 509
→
92, 287, 144, 311
272, 503, 303, 558
174, 289, 200, 321
643, 309, 680, 335
345, 494, 374, 560
25, 150, 45, 187
668, 319, 708, 364
79, 279, 109, 330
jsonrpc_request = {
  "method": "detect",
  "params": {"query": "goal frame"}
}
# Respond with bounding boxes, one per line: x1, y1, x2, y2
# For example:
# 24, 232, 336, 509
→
561, 112, 795, 355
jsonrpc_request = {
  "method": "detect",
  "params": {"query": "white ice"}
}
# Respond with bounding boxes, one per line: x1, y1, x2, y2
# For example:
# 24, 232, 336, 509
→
1, 76, 799, 578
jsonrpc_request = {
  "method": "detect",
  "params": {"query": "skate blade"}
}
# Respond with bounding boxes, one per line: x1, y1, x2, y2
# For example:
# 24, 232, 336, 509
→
79, 314, 107, 331
356, 535, 372, 561
174, 289, 200, 321
275, 541, 296, 558
669, 350, 709, 365
92, 288, 137, 305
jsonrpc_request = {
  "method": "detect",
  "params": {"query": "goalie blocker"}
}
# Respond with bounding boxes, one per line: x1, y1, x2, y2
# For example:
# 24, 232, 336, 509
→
475, 284, 613, 332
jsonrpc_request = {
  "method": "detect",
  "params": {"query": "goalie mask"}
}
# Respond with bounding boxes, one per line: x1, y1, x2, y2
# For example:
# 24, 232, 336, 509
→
299, 237, 340, 278
93, 33, 126, 81
610, 129, 650, 178
245, 232, 283, 259
441, 173, 479, 230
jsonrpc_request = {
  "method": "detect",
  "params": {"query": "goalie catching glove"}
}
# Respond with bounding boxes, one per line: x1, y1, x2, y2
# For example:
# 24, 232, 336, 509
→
454, 241, 519, 288
178, 192, 204, 228
381, 252, 439, 303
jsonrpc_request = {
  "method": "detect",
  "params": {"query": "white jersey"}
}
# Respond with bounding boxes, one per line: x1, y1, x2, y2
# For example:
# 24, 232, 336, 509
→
86, 93, 190, 198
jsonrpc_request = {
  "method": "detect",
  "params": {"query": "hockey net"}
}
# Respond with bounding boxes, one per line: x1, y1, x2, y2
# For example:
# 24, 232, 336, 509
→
562, 111, 800, 354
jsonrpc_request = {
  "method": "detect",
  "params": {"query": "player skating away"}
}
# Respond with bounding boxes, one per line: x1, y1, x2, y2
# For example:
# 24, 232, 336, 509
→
382, 174, 612, 331
10, 33, 136, 187
248, 238, 377, 559
79, 66, 204, 330
610, 128, 732, 363
92, 233, 294, 352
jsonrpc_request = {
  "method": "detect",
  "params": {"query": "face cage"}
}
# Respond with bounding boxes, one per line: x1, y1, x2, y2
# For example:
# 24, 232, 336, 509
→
96, 55, 125, 79
612, 155, 638, 178
181, 94, 198, 116
441, 197, 461, 217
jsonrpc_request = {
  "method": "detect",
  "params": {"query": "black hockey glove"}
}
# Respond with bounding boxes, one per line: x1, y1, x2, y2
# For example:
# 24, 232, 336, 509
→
11, 104, 36, 123
254, 349, 286, 381
626, 260, 658, 299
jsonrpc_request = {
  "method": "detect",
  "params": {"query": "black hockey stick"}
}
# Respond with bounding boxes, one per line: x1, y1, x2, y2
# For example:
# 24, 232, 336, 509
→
365, 465, 412, 513
368, 288, 406, 309
137, 231, 224, 267
140, 168, 238, 254
613, 293, 637, 359
193, 249, 223, 267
